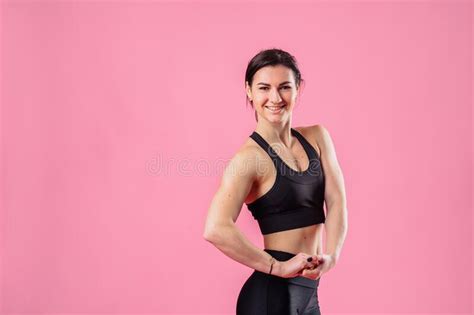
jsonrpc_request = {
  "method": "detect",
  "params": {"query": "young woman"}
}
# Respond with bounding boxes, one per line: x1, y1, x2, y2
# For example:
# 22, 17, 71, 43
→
203, 48, 348, 315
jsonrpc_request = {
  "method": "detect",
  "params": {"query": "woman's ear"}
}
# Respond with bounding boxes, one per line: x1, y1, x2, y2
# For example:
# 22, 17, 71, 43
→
245, 81, 252, 100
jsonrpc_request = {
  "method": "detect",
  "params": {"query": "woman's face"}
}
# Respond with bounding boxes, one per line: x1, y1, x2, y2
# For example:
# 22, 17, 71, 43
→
246, 65, 299, 123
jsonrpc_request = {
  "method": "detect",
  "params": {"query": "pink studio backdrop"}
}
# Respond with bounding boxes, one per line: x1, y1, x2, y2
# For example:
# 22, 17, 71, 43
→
1, 1, 472, 314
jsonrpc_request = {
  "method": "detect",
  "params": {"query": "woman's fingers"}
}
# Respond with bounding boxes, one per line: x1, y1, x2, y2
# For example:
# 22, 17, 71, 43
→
301, 267, 322, 279
307, 255, 320, 266
296, 253, 322, 276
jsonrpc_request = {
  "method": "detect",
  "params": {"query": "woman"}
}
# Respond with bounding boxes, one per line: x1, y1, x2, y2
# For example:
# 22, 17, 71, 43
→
203, 48, 348, 315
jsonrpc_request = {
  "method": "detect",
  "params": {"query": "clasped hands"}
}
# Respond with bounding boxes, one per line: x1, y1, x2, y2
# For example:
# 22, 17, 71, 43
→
296, 253, 335, 280
274, 252, 336, 280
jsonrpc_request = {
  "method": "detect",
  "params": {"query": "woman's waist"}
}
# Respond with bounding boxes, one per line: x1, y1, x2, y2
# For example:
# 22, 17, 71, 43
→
263, 225, 323, 255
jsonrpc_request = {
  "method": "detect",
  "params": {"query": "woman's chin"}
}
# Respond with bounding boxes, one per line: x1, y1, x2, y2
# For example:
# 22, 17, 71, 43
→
266, 115, 288, 123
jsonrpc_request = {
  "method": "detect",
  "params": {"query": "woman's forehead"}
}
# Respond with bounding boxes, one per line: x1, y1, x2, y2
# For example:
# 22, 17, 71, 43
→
254, 65, 295, 83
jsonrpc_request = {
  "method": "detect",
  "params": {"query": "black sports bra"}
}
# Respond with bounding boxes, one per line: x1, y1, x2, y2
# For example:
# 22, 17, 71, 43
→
245, 128, 326, 235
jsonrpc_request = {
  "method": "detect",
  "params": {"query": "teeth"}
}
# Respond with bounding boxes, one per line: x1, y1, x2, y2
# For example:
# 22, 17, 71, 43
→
266, 106, 284, 110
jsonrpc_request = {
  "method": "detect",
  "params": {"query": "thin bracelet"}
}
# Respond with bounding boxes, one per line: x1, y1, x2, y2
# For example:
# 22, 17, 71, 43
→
269, 257, 275, 275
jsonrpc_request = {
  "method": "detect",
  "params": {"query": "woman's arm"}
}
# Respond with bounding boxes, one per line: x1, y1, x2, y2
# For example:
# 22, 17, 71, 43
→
313, 124, 348, 265
203, 147, 282, 275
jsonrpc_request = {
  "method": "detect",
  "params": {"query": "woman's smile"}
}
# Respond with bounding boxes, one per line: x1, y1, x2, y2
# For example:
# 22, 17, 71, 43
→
265, 105, 286, 113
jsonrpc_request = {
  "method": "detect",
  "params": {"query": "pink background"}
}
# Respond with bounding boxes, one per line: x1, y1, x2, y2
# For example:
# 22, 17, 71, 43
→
1, 1, 472, 314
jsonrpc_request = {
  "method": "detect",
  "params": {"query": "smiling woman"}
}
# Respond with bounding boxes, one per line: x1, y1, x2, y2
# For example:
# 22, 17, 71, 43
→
245, 54, 301, 123
204, 48, 348, 315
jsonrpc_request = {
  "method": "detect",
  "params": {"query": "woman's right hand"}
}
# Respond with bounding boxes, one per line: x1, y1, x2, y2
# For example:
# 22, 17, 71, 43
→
273, 252, 320, 279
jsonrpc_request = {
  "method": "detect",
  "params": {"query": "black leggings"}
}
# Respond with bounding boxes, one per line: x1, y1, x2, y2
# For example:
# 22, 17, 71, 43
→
236, 249, 321, 315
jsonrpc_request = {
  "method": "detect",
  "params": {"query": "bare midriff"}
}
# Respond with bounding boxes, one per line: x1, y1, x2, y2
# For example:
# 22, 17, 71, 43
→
263, 223, 324, 256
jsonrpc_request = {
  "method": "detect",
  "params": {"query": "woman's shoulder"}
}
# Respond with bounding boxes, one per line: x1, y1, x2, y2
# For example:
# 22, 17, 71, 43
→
294, 124, 330, 157
303, 124, 337, 157
237, 134, 268, 161
294, 124, 328, 137
224, 134, 267, 175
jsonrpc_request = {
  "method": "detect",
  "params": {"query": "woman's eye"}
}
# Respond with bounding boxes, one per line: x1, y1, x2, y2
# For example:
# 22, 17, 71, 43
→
259, 86, 291, 90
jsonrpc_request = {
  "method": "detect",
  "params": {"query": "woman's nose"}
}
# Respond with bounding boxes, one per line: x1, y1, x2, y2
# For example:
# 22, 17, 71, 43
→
270, 89, 282, 103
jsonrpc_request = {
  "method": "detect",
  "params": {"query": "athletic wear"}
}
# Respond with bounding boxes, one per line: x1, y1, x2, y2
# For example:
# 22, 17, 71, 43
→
236, 249, 321, 315
245, 128, 325, 235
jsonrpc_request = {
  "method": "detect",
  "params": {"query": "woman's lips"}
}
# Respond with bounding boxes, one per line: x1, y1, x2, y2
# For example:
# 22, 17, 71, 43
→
265, 105, 286, 113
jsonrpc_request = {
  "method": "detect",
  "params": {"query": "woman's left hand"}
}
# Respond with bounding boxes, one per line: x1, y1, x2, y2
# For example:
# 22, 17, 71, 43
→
298, 253, 335, 280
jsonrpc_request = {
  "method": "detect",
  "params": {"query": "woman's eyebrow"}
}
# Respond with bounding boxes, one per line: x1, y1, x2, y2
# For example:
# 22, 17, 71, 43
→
257, 81, 292, 86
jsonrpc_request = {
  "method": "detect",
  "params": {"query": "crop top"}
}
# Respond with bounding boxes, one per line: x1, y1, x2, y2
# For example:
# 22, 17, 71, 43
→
245, 128, 326, 235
